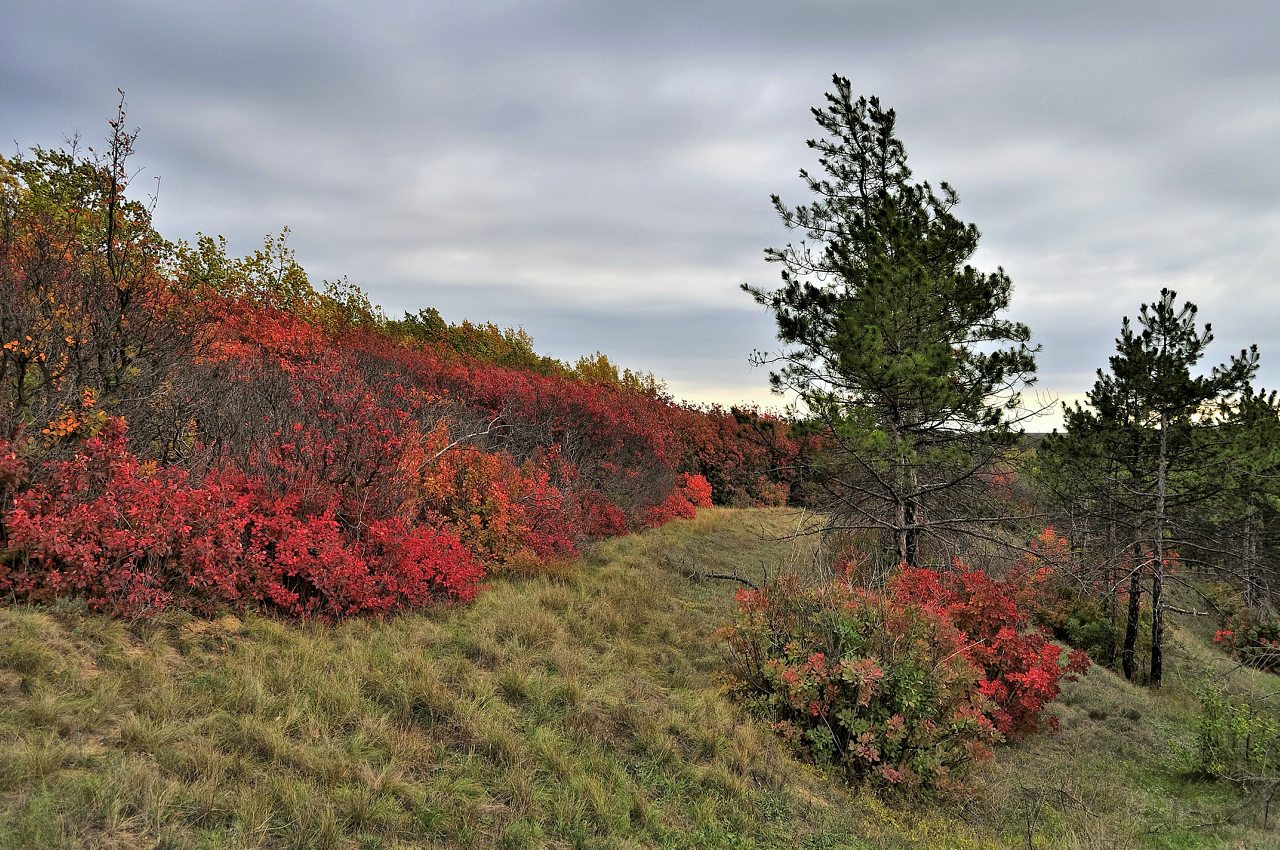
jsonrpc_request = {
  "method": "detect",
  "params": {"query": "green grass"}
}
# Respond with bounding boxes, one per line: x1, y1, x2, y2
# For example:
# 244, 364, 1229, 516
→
1, 508, 1275, 848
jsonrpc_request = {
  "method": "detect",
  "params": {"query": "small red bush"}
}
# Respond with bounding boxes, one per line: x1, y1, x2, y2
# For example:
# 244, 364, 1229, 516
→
892, 560, 1090, 738
721, 558, 1089, 789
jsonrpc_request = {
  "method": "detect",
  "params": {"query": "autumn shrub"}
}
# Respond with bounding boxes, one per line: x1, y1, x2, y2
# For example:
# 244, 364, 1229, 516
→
0, 294, 726, 617
720, 560, 1088, 789
1, 418, 192, 612
720, 575, 997, 789
582, 494, 629, 537
676, 404, 801, 508
0, 418, 484, 617
1, 127, 755, 620
0, 143, 191, 454
364, 334, 683, 521
892, 560, 1091, 738
1000, 528, 1122, 669
415, 438, 579, 572
642, 473, 714, 528
1048, 596, 1121, 668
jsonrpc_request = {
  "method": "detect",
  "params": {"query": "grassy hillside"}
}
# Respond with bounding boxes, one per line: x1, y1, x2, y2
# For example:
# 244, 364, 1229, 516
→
1, 509, 1276, 849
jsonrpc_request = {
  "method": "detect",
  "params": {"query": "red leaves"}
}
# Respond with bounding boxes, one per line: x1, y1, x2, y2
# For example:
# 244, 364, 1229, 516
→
0, 293, 738, 619
674, 405, 803, 507
722, 555, 1090, 789
1, 141, 771, 621
889, 559, 1089, 739
0, 421, 484, 617
1214, 611, 1280, 673
640, 473, 714, 528
680, 473, 714, 508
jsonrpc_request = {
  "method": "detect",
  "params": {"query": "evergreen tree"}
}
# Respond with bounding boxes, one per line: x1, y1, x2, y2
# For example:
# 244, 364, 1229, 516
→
1044, 289, 1256, 685
744, 75, 1038, 570
1205, 388, 1280, 612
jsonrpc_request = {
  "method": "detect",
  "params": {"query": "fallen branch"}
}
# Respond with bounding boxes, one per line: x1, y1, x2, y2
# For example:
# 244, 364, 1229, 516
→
690, 571, 758, 589
1166, 604, 1215, 617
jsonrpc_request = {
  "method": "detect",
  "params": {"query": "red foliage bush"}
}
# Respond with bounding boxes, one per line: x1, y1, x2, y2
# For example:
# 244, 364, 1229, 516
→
722, 576, 997, 789
582, 495, 629, 537
0, 418, 484, 617
1214, 610, 1280, 674
891, 560, 1090, 738
675, 405, 801, 507
0, 287, 746, 618
642, 473, 714, 528
415, 437, 579, 572
722, 558, 1089, 789
1, 136, 792, 620
680, 472, 713, 508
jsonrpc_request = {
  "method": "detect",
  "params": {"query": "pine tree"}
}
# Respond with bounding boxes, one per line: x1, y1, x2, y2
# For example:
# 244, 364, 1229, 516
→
744, 75, 1038, 571
1206, 388, 1280, 611
1044, 289, 1256, 685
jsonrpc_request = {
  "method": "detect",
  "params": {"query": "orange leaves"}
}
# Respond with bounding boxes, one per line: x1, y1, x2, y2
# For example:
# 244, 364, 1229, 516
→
38, 386, 104, 442
40, 410, 81, 439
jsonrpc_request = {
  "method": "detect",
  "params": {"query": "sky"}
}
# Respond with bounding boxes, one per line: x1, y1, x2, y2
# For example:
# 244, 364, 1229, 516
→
3, 1, 1277, 427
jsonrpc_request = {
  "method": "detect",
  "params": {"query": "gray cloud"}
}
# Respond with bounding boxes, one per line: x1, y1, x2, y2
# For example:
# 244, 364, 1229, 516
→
4, 1, 1278, 426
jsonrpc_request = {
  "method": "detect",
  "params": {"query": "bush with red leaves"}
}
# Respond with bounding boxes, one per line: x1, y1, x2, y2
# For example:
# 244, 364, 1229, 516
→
721, 555, 1089, 790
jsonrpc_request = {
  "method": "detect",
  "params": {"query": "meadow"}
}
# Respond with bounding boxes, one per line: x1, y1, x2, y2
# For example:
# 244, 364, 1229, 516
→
3, 509, 1275, 849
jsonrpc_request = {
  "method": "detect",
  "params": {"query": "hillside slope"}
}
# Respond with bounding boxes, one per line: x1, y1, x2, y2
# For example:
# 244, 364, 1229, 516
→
1, 509, 1275, 849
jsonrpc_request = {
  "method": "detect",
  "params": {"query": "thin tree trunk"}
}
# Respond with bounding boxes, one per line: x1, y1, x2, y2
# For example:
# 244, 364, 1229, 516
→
894, 498, 909, 566
1122, 538, 1143, 681
1102, 515, 1117, 665
1244, 505, 1258, 609
904, 497, 918, 567
1150, 411, 1168, 688
891, 426, 914, 567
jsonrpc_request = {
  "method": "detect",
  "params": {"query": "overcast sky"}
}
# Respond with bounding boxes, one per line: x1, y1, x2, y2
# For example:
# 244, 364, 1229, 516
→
3, 1, 1277, 426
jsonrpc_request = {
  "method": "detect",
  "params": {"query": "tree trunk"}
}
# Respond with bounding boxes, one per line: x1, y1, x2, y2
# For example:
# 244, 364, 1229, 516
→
894, 498, 909, 566
1102, 515, 1117, 666
890, 427, 916, 567
1122, 538, 1143, 681
1150, 410, 1168, 688
1244, 505, 1258, 609
904, 497, 918, 568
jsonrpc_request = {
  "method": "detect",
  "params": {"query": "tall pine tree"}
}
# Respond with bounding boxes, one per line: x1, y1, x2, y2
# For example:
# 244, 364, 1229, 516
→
1044, 290, 1256, 685
745, 75, 1038, 571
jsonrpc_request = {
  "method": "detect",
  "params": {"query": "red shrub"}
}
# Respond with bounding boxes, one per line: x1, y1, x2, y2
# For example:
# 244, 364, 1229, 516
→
891, 560, 1090, 737
675, 405, 800, 507
0, 418, 484, 617
722, 556, 1090, 790
681, 473, 714, 507
721, 575, 997, 789
641, 473, 713, 527
3, 419, 192, 612
582, 495, 628, 536
2, 132, 798, 621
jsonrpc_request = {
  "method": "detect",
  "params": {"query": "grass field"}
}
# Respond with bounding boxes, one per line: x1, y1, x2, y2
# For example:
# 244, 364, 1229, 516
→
1, 508, 1276, 849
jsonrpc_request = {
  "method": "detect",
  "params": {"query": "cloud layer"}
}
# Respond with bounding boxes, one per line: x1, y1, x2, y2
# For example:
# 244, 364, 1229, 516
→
5, 1, 1277, 424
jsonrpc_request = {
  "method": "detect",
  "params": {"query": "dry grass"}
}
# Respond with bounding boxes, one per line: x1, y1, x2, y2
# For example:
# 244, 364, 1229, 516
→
0, 508, 1273, 848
